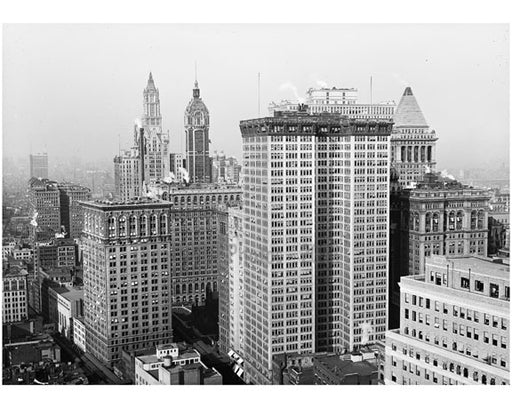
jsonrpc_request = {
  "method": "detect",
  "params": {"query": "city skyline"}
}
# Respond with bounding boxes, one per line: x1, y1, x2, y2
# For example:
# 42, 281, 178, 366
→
3, 24, 509, 170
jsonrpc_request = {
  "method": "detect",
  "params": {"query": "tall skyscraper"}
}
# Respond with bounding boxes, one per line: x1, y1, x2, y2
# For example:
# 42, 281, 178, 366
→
390, 87, 438, 187
388, 172, 490, 329
185, 79, 211, 183
240, 109, 392, 384
81, 198, 174, 366
114, 74, 169, 201
30, 153, 49, 179
141, 73, 169, 183
384, 255, 510, 385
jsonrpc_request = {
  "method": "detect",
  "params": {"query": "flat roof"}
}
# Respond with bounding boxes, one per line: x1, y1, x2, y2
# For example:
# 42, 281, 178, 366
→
426, 255, 509, 280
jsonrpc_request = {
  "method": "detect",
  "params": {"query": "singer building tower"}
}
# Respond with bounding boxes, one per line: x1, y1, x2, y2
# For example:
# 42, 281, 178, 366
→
185, 79, 211, 183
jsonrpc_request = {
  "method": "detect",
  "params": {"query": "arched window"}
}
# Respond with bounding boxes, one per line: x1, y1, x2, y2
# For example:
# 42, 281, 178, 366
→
194, 111, 203, 126
162, 192, 168, 201
159, 214, 167, 235
108, 216, 116, 238
414, 146, 419, 162
427, 146, 432, 162
470, 210, 477, 229
425, 213, 432, 233
150, 214, 158, 235
420, 146, 426, 162
129, 215, 137, 236
176, 285, 180, 295
477, 210, 485, 229
182, 284, 187, 294
432, 212, 439, 232
456, 211, 464, 230
448, 211, 455, 230
407, 146, 412, 162
401, 146, 406, 162
188, 283, 193, 293
119, 216, 127, 237
194, 283, 199, 291
201, 282, 205, 291
482, 375, 487, 385
414, 213, 420, 232
140, 215, 147, 236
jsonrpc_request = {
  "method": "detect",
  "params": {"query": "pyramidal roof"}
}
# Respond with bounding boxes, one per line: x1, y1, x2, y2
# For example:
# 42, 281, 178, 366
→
393, 87, 428, 127
146, 72, 156, 90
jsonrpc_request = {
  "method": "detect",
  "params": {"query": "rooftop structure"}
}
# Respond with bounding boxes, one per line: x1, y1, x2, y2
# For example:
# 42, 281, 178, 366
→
134, 342, 222, 385
384, 255, 510, 385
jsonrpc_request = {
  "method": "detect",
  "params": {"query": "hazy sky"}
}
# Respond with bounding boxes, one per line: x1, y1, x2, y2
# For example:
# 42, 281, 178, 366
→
3, 24, 509, 169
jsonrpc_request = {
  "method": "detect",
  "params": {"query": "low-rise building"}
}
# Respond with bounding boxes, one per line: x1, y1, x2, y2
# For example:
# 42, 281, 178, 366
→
384, 255, 510, 385
134, 343, 222, 385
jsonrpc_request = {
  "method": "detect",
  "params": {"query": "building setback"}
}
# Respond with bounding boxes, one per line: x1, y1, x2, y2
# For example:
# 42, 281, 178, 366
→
388, 172, 490, 329
384, 255, 510, 385
240, 109, 392, 384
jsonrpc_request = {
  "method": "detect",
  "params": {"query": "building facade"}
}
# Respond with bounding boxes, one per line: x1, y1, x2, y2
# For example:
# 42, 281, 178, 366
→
58, 182, 91, 239
268, 86, 395, 120
28, 178, 61, 242
389, 173, 490, 329
390, 87, 438, 187
240, 110, 392, 384
82, 199, 174, 365
218, 207, 245, 362
2, 267, 29, 324
30, 153, 48, 179
185, 80, 211, 183
384, 255, 510, 385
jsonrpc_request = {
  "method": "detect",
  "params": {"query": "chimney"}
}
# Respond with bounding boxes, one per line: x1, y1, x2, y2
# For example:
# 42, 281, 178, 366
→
163, 356, 172, 368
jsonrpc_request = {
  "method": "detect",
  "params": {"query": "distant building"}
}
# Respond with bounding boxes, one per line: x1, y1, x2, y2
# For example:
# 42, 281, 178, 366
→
114, 73, 169, 201
269, 86, 395, 119
388, 172, 490, 329
384, 255, 510, 385
2, 266, 29, 324
30, 153, 48, 179
11, 247, 33, 262
169, 153, 186, 183
211, 152, 242, 184
58, 182, 91, 239
185, 79, 211, 183
28, 177, 61, 242
134, 343, 222, 385
390, 87, 438, 187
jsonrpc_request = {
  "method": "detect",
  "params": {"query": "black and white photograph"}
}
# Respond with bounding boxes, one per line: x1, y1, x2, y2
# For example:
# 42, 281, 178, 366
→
1, 1, 511, 406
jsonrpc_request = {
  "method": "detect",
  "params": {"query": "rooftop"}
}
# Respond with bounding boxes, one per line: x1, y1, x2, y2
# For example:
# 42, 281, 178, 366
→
427, 255, 510, 281
393, 87, 428, 128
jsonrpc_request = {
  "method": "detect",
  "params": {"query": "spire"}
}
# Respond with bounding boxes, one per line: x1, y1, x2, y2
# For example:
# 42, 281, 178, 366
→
193, 64, 200, 98
146, 72, 156, 90
393, 86, 428, 127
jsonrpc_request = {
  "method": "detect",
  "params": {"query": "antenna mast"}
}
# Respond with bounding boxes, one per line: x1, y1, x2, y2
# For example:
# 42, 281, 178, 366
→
370, 76, 373, 105
258, 72, 261, 117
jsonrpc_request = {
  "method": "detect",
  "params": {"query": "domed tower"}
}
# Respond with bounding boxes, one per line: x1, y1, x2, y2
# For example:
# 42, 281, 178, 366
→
185, 78, 211, 184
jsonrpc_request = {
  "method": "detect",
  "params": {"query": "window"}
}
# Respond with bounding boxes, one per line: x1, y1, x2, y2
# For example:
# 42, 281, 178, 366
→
461, 277, 470, 289
475, 280, 484, 292
490, 284, 499, 298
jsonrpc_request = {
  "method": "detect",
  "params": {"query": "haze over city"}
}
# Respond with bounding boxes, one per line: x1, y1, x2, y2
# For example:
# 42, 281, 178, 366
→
3, 24, 509, 170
